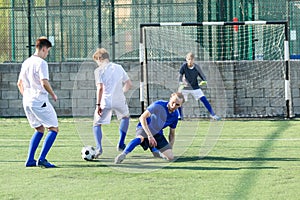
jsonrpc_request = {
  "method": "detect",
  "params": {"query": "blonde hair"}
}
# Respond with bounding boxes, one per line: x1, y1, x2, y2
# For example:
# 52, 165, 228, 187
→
93, 48, 109, 61
186, 52, 194, 59
171, 92, 185, 104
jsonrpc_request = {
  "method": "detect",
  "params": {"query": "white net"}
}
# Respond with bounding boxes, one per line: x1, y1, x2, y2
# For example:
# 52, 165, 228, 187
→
142, 23, 287, 118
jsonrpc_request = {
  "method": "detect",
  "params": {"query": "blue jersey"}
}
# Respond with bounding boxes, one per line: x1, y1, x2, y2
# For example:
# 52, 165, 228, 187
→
137, 100, 179, 135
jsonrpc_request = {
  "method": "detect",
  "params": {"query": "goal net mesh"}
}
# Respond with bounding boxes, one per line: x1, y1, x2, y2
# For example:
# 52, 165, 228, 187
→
142, 23, 286, 118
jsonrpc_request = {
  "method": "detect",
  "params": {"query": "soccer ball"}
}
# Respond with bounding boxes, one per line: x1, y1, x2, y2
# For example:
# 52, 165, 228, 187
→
81, 146, 96, 161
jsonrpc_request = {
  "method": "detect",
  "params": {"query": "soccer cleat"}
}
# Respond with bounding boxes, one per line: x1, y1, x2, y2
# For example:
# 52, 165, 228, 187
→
38, 159, 56, 168
117, 144, 126, 152
25, 159, 37, 167
152, 150, 166, 159
114, 153, 126, 164
94, 149, 103, 159
211, 115, 221, 121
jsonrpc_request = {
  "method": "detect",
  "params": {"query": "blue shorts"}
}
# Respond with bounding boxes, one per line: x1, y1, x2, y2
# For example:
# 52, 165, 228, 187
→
136, 128, 171, 152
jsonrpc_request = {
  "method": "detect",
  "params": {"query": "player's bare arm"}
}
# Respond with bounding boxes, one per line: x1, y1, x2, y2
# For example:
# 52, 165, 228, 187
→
96, 83, 104, 116
17, 79, 24, 95
123, 79, 132, 93
139, 110, 157, 147
168, 128, 176, 148
41, 79, 57, 101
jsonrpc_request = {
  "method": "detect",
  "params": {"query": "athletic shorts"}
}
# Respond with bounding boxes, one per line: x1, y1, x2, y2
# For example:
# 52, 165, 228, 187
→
23, 101, 58, 128
181, 88, 204, 101
136, 128, 171, 153
94, 102, 129, 125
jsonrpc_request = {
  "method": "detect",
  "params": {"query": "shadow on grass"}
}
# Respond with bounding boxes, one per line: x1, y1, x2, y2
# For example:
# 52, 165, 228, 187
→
228, 120, 291, 199
173, 156, 300, 162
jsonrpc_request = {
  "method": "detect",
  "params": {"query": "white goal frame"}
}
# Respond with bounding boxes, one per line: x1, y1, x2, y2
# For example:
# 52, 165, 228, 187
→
139, 20, 292, 118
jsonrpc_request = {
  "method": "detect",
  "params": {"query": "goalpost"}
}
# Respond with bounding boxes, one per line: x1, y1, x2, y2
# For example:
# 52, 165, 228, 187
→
139, 21, 292, 118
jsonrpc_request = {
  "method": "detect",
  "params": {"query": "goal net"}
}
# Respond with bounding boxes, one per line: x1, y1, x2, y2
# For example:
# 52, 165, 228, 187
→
139, 21, 291, 118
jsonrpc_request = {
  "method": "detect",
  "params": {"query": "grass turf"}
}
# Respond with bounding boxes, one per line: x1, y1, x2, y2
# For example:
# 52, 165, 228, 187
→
0, 117, 300, 199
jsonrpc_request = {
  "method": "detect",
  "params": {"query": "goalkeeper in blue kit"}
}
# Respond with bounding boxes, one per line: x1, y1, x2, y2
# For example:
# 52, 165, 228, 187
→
178, 52, 221, 121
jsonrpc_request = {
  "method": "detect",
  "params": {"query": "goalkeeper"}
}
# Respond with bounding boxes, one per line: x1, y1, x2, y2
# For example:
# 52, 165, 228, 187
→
178, 52, 221, 121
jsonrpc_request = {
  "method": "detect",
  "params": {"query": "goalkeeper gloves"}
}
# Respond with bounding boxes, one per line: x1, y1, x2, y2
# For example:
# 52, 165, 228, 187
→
178, 82, 185, 91
199, 81, 207, 86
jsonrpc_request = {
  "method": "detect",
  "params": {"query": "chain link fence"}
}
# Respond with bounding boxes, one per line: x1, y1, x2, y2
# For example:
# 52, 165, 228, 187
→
0, 0, 299, 63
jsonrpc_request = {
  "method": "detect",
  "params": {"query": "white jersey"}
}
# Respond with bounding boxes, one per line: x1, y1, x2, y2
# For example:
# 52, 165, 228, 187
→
94, 62, 129, 108
18, 55, 58, 128
18, 55, 49, 104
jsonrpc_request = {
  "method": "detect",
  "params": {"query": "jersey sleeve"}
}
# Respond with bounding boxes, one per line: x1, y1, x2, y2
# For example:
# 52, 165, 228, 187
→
178, 63, 185, 82
169, 120, 178, 129
146, 101, 158, 114
39, 60, 49, 80
195, 64, 207, 81
120, 66, 129, 82
169, 111, 179, 129
94, 68, 102, 85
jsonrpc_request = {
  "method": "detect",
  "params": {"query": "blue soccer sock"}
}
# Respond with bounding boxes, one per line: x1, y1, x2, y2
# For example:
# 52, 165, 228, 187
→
93, 125, 102, 151
123, 137, 141, 154
200, 96, 215, 116
151, 147, 159, 152
119, 117, 129, 147
39, 130, 57, 161
27, 131, 43, 161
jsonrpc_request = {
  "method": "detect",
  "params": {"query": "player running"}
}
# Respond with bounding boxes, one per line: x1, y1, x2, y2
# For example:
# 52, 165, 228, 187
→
178, 52, 221, 121
17, 37, 58, 168
115, 92, 185, 164
92, 48, 132, 158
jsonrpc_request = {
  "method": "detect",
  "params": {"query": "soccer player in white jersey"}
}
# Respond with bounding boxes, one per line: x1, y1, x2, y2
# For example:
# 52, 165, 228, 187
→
178, 52, 221, 121
92, 48, 132, 158
17, 37, 58, 168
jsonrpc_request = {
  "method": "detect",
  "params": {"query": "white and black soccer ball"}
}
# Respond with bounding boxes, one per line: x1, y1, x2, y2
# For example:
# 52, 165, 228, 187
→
81, 146, 96, 161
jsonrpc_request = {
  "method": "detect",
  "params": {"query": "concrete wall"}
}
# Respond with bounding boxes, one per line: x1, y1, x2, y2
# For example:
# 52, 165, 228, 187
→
1, 61, 299, 118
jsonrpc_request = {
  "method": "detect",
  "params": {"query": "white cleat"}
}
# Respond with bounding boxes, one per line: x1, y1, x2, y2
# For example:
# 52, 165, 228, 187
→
115, 153, 126, 164
211, 115, 222, 121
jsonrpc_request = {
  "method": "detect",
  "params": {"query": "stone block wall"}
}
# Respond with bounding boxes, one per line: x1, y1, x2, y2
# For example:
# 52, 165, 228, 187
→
1, 61, 299, 118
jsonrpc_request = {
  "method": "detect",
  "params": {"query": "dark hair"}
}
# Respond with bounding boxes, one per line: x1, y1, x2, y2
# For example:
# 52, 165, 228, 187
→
35, 37, 52, 50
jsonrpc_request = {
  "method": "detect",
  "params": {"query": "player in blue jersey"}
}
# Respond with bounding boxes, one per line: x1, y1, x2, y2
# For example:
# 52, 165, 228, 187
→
114, 92, 185, 164
178, 52, 221, 120
17, 37, 58, 168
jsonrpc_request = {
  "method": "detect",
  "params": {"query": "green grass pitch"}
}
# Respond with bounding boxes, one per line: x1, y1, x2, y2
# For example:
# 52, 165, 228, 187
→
0, 117, 300, 199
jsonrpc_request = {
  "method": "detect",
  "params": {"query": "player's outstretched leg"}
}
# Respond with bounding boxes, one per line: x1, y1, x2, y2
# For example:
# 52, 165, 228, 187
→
93, 125, 103, 158
199, 96, 221, 121
115, 137, 141, 164
25, 131, 43, 167
38, 130, 57, 168
117, 117, 129, 151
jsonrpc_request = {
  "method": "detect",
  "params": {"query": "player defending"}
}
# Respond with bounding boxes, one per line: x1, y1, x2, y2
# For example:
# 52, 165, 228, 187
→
115, 92, 185, 164
17, 37, 58, 168
92, 48, 132, 158
178, 52, 221, 120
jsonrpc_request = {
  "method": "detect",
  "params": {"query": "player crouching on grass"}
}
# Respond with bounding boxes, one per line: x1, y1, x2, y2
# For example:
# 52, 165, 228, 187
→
115, 92, 185, 164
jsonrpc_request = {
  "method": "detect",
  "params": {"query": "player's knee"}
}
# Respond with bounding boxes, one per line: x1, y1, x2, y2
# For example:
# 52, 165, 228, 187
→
137, 135, 144, 142
165, 155, 174, 161
162, 149, 174, 161
49, 127, 59, 133
35, 125, 45, 133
